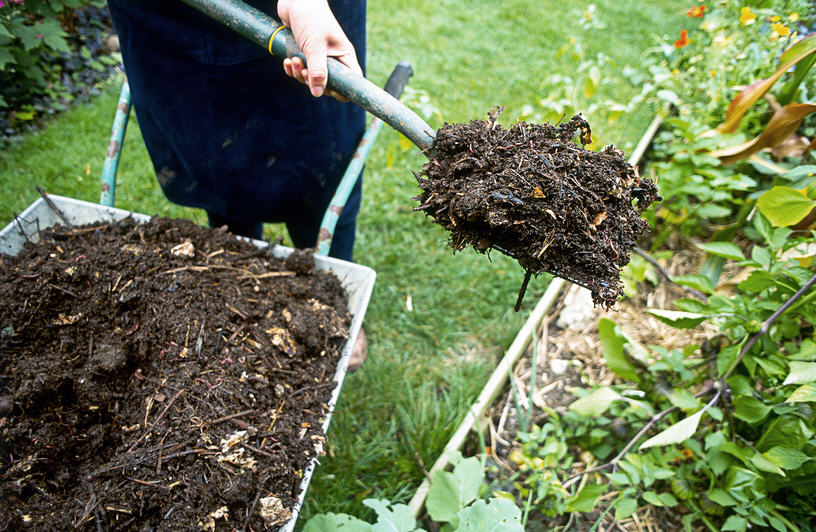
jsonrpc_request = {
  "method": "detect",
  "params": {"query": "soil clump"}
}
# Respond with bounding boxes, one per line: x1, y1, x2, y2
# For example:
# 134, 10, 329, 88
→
415, 109, 660, 307
0, 217, 350, 530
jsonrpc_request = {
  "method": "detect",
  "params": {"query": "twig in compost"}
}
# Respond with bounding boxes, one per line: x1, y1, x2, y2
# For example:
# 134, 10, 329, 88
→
12, 212, 31, 244
36, 186, 74, 229
208, 408, 255, 426
514, 270, 532, 312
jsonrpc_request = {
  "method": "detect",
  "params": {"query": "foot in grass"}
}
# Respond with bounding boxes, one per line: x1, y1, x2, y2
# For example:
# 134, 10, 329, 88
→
348, 327, 367, 372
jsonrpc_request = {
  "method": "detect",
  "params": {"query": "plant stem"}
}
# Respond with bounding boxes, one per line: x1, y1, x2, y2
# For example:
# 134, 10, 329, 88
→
723, 271, 816, 380
685, 499, 718, 532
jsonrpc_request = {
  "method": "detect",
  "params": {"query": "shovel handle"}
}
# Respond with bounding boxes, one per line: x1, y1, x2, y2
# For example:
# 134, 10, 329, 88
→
179, 0, 435, 152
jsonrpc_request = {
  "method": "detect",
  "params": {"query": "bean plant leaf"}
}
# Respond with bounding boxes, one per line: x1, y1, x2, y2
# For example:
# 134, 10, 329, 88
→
672, 274, 715, 294
640, 402, 712, 450
304, 514, 373, 531
598, 318, 640, 382
565, 484, 607, 513
757, 186, 816, 227
732, 396, 771, 424
693, 241, 745, 261
615, 497, 638, 521
786, 383, 816, 403
783, 361, 816, 385
750, 453, 785, 476
569, 386, 622, 416
762, 446, 812, 471
363, 500, 418, 532
425, 453, 482, 524
647, 309, 707, 329
457, 498, 523, 532
717, 345, 741, 377
716, 33, 816, 133
722, 515, 749, 532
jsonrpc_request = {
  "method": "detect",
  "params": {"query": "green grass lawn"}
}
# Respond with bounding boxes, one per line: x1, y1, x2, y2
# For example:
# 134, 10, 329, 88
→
0, 0, 687, 524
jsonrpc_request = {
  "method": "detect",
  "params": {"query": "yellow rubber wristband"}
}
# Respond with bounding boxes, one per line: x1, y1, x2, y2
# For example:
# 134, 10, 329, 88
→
268, 25, 286, 55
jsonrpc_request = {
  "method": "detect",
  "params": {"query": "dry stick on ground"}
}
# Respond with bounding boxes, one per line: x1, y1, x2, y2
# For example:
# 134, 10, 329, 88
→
36, 186, 74, 229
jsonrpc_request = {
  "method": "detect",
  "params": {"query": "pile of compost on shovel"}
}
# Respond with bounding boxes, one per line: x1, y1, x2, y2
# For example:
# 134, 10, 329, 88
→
0, 216, 350, 530
415, 109, 660, 307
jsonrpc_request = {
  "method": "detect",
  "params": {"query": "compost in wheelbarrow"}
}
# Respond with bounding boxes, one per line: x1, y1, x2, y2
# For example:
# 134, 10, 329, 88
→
0, 203, 372, 530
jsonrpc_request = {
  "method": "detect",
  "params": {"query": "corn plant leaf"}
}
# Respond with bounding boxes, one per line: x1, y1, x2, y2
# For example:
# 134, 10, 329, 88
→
757, 186, 816, 227
711, 104, 816, 164
716, 33, 816, 133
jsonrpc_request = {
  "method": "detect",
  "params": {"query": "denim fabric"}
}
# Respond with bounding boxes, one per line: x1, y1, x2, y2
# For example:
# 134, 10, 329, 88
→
107, 0, 366, 261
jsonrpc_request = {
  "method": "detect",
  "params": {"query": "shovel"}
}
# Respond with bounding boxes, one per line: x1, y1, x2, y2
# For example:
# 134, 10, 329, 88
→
179, 0, 592, 308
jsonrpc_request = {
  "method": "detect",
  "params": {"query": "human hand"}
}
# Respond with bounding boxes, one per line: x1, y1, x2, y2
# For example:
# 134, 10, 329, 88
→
277, 0, 362, 100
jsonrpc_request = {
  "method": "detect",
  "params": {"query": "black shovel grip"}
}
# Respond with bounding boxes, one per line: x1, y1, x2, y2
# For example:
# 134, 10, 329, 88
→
383, 61, 414, 100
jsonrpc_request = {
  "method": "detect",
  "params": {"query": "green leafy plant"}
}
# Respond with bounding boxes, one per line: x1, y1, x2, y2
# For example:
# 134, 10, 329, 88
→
304, 451, 524, 531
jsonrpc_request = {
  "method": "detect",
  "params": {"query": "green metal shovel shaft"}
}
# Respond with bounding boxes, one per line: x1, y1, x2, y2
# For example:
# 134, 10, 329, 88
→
179, 0, 436, 152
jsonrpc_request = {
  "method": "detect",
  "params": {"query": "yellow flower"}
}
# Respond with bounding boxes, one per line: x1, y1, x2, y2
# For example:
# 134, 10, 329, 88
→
772, 22, 791, 37
789, 13, 799, 22
740, 6, 756, 25
770, 15, 781, 22
710, 69, 716, 77
672, 68, 680, 76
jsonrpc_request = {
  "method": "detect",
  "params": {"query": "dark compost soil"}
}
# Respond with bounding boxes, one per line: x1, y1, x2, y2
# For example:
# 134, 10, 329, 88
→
0, 217, 351, 530
415, 110, 660, 308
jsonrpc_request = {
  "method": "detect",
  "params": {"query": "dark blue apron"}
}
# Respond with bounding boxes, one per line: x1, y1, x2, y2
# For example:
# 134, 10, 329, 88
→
107, 0, 366, 260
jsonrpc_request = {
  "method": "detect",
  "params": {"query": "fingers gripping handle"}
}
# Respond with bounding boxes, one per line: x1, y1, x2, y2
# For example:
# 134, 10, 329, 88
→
179, 0, 435, 153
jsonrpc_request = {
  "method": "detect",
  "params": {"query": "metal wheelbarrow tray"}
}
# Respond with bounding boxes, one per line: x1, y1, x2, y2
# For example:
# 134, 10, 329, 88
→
0, 195, 376, 531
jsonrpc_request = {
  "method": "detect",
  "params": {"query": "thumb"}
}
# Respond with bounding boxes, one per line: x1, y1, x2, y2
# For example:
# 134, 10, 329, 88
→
301, 39, 328, 98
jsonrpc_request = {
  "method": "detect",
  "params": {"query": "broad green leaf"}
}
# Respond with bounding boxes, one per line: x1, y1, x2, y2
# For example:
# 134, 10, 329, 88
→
426, 454, 482, 524
716, 33, 816, 133
640, 403, 711, 450
693, 241, 745, 261
750, 452, 785, 476
722, 515, 748, 532
780, 165, 816, 182
658, 492, 678, 507
672, 274, 715, 294
457, 498, 523, 532
363, 499, 418, 532
641, 491, 663, 506
569, 386, 622, 416
762, 446, 812, 470
786, 383, 816, 403
304, 513, 373, 531
615, 497, 638, 520
711, 104, 816, 165
707, 488, 737, 507
598, 318, 639, 382
757, 186, 816, 227
732, 395, 771, 424
783, 361, 816, 385
738, 270, 775, 293
565, 484, 607, 513
668, 389, 701, 410
756, 414, 813, 451
647, 309, 707, 329
717, 345, 740, 377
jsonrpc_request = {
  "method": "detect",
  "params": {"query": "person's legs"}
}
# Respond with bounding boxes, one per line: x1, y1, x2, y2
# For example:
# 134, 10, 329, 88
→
207, 211, 264, 240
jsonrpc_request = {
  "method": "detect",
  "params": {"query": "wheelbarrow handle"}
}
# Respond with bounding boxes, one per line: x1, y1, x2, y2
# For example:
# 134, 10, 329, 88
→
179, 0, 435, 153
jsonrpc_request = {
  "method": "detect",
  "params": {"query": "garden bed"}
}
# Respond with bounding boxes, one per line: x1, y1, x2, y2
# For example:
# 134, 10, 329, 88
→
0, 196, 374, 530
